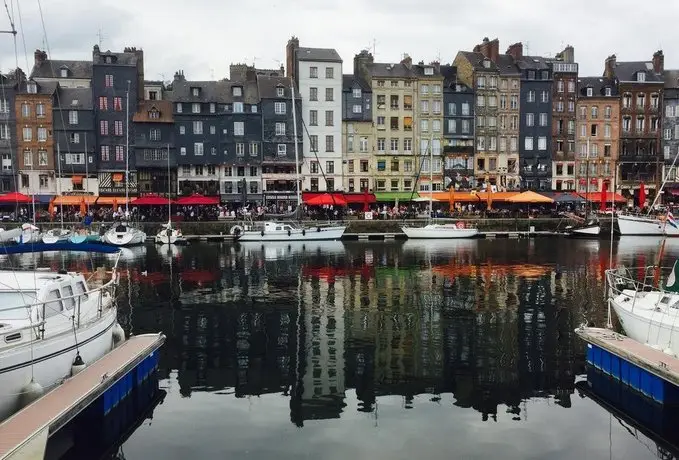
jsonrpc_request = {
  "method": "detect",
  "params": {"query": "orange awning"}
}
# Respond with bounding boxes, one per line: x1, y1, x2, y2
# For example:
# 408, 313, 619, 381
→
53, 195, 98, 205
71, 175, 83, 185
112, 173, 124, 182
96, 196, 130, 205
429, 191, 519, 202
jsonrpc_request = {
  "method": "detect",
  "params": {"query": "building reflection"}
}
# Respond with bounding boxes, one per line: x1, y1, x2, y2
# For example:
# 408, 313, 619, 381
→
121, 240, 609, 426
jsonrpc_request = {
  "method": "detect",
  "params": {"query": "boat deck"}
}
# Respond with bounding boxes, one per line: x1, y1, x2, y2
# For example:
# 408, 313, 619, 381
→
0, 333, 165, 459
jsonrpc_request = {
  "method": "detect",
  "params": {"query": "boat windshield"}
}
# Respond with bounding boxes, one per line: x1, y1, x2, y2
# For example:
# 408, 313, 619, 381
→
0, 291, 39, 320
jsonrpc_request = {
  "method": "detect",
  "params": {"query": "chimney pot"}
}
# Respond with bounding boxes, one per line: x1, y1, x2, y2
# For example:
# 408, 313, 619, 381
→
653, 50, 664, 73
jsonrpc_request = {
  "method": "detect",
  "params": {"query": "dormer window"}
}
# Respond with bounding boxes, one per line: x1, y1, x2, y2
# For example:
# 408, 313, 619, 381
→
604, 87, 612, 97
27, 82, 37, 94
586, 87, 593, 97
352, 88, 361, 98
104, 56, 112, 64
149, 109, 160, 119
71, 99, 78, 106
60, 68, 68, 78
191, 87, 200, 97
424, 67, 434, 76
482, 59, 491, 69
276, 86, 284, 97
637, 72, 646, 82
232, 86, 242, 97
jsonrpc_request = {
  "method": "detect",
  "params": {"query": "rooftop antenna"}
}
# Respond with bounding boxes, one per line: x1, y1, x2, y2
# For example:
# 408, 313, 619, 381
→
525, 41, 531, 56
96, 28, 106, 47
435, 49, 441, 62
367, 38, 378, 57
210, 68, 215, 80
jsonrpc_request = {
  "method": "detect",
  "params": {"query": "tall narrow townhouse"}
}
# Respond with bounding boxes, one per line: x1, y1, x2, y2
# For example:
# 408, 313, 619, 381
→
354, 51, 419, 199
286, 37, 343, 192
547, 46, 578, 191
507, 43, 553, 191
15, 79, 57, 199
341, 72, 372, 193
92, 45, 144, 197
0, 70, 21, 192
661, 64, 679, 190
414, 60, 444, 193
454, 45, 499, 189
576, 77, 620, 194
440, 65, 475, 190
605, 52, 664, 202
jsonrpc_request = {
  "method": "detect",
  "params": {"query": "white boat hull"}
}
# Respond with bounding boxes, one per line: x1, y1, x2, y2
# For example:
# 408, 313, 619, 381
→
237, 225, 346, 242
103, 227, 147, 246
617, 215, 679, 237
155, 227, 185, 245
401, 224, 479, 239
42, 229, 72, 244
0, 307, 117, 420
566, 225, 601, 238
14, 230, 41, 245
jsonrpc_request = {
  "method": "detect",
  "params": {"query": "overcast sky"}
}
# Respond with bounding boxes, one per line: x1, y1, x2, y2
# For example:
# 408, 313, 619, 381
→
3, 0, 678, 83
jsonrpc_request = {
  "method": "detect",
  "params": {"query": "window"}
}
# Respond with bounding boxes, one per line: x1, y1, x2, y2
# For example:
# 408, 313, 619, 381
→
193, 121, 203, 135
325, 110, 334, 126
179, 147, 186, 156
390, 138, 399, 152
360, 137, 368, 152
461, 102, 470, 115
376, 137, 385, 152
510, 96, 518, 109
586, 87, 593, 97
113, 97, 122, 111
421, 100, 429, 113
105, 74, 113, 87
604, 124, 611, 138
64, 153, 84, 164
38, 149, 48, 166
209, 125, 216, 135
180, 125, 187, 135
448, 119, 456, 133
34, 103, 45, 117
235, 143, 244, 156
309, 110, 318, 126
539, 113, 547, 126
448, 103, 456, 115
500, 95, 507, 109
557, 81, 564, 92
526, 113, 534, 127
568, 81, 575, 93
477, 76, 486, 88
100, 145, 110, 161
68, 110, 79, 125
623, 93, 632, 108
192, 103, 200, 113
232, 86, 242, 97
568, 101, 574, 112
403, 138, 412, 152
665, 128, 672, 140
604, 106, 612, 119
326, 161, 334, 174
23, 149, 31, 166
277, 144, 286, 156
0, 99, 7, 113
636, 93, 645, 108
461, 120, 470, 133
324, 67, 334, 79
352, 104, 362, 114
421, 84, 429, 94
115, 145, 124, 162
390, 116, 399, 130
622, 117, 631, 132
176, 102, 182, 113
233, 102, 244, 113
275, 122, 286, 136
1, 153, 10, 171
525, 137, 534, 150
114, 120, 123, 136
233, 122, 244, 136
636, 116, 645, 133
433, 100, 442, 114
637, 72, 646, 82
309, 67, 318, 78
310, 135, 318, 151
352, 88, 361, 98
591, 106, 598, 118
325, 88, 333, 101
150, 128, 161, 141
541, 91, 549, 103
538, 136, 547, 150
249, 142, 258, 156
70, 132, 80, 144
309, 87, 318, 101
325, 135, 334, 152
510, 137, 518, 152
20, 103, 30, 117
36, 129, 49, 145
477, 95, 485, 107
420, 119, 429, 132
667, 105, 676, 118
22, 127, 32, 141
527, 90, 535, 103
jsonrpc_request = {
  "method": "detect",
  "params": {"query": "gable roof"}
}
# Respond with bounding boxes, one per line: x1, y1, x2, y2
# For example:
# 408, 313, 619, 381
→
342, 74, 371, 92
297, 47, 342, 63
495, 54, 520, 75
53, 87, 93, 109
17, 80, 58, 95
166, 78, 259, 104
611, 61, 663, 83
133, 100, 173, 123
577, 77, 619, 97
256, 75, 300, 99
457, 51, 498, 72
31, 59, 92, 80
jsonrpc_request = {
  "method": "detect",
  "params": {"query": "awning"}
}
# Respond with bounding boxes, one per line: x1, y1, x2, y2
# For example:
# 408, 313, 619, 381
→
435, 191, 519, 202
374, 192, 420, 202
53, 195, 98, 205
34, 194, 54, 204
112, 173, 124, 182
96, 196, 130, 205
343, 192, 376, 204
578, 192, 627, 203
302, 192, 346, 202
71, 175, 83, 185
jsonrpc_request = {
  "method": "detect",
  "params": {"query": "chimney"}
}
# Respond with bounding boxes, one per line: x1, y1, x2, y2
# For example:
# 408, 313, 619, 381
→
353, 49, 373, 83
286, 36, 299, 80
92, 44, 100, 63
401, 53, 412, 69
430, 61, 441, 73
134, 48, 144, 103
33, 50, 47, 66
230, 64, 248, 81
604, 54, 617, 78
280, 64, 285, 75
173, 70, 185, 82
560, 45, 575, 63
506, 42, 523, 60
476, 37, 500, 63
653, 50, 664, 74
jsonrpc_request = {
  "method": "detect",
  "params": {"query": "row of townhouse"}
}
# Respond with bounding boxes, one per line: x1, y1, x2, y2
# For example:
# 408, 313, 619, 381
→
0, 38, 676, 206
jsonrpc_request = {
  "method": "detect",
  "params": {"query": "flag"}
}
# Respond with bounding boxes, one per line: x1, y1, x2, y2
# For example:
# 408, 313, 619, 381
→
667, 211, 678, 229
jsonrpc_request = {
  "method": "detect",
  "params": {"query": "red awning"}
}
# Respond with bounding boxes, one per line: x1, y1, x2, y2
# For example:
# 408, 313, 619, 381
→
578, 192, 627, 203
343, 192, 376, 204
305, 193, 347, 206
0, 192, 33, 203
175, 194, 220, 205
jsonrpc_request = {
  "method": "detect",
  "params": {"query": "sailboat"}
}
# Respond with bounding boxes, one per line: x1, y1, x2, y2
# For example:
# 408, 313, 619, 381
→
400, 135, 478, 239
102, 85, 147, 246
43, 145, 72, 244
155, 144, 185, 244
235, 78, 345, 242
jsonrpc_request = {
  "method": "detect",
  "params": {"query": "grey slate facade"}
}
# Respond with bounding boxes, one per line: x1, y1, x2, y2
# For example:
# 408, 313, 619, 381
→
663, 69, 679, 173
341, 74, 371, 122
52, 87, 95, 186
0, 71, 20, 192
257, 73, 303, 204
92, 45, 143, 195
441, 65, 474, 190
132, 100, 176, 196
516, 56, 553, 191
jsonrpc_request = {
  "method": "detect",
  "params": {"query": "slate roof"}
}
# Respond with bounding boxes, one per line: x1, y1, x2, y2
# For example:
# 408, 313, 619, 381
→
17, 80, 57, 95
94, 50, 139, 66
495, 54, 520, 75
296, 47, 342, 63
515, 55, 551, 71
440, 64, 472, 92
611, 61, 663, 83
577, 77, 619, 97
256, 75, 300, 99
53, 87, 93, 109
458, 51, 498, 72
30, 59, 92, 80
342, 74, 371, 93
166, 78, 259, 104
663, 70, 679, 89
365, 62, 419, 79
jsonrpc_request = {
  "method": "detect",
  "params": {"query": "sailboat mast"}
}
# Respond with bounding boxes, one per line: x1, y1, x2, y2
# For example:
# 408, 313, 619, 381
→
125, 81, 130, 216
57, 142, 63, 226
429, 132, 433, 214
290, 77, 301, 207
167, 143, 171, 222
84, 133, 89, 212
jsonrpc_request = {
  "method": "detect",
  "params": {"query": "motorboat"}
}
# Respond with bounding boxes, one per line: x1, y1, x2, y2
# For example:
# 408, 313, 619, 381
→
42, 228, 72, 244
68, 228, 101, 244
13, 223, 41, 244
616, 214, 679, 237
564, 220, 601, 238
0, 225, 32, 244
0, 242, 124, 421
155, 222, 186, 245
102, 222, 147, 246
234, 221, 346, 242
400, 222, 479, 239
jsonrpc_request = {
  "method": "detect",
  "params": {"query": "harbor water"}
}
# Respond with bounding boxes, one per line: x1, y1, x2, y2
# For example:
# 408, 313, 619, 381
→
9, 237, 679, 459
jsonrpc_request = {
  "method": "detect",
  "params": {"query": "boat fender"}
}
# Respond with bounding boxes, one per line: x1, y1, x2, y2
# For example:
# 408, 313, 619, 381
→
261, 230, 265, 237
20, 380, 44, 408
230, 225, 243, 236
288, 229, 291, 236
302, 229, 306, 236
71, 353, 86, 376
112, 322, 126, 346
317, 227, 321, 232
456, 221, 465, 229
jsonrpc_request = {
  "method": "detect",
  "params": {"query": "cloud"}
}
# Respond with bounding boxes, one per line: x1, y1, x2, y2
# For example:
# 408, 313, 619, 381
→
0, 0, 677, 81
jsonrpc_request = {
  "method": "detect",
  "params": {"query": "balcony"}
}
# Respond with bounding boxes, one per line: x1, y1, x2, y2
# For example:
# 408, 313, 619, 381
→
443, 145, 474, 154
